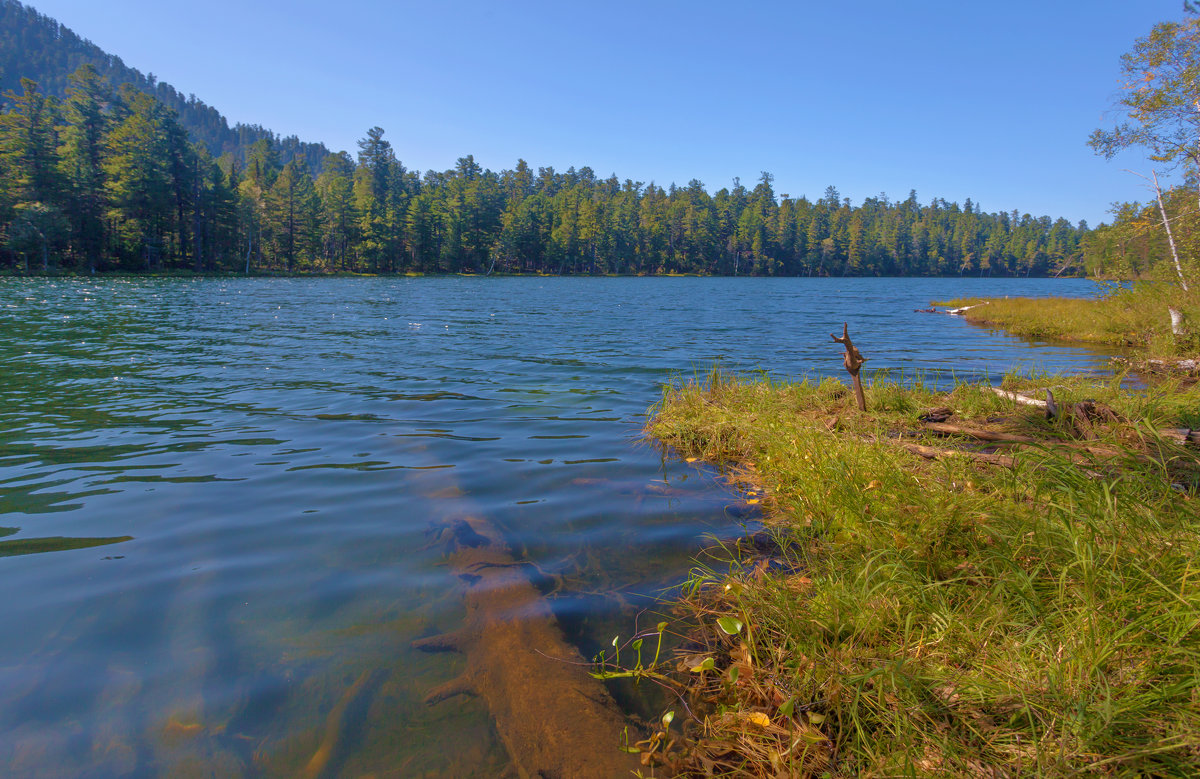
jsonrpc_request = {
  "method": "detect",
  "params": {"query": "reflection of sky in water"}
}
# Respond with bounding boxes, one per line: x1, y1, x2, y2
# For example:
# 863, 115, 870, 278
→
0, 276, 1114, 776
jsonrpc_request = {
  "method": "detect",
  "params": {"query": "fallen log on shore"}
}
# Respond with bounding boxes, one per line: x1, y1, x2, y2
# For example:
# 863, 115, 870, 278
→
414, 514, 642, 779
920, 422, 1143, 460
986, 386, 1047, 408
922, 422, 1040, 444
900, 442, 1018, 468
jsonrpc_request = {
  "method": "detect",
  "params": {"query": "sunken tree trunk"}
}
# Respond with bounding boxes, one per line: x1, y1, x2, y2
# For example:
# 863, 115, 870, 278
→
414, 513, 642, 778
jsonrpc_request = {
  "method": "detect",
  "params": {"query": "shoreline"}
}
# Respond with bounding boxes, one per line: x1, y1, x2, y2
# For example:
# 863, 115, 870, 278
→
0, 269, 1092, 280
636, 369, 1200, 775
930, 289, 1199, 375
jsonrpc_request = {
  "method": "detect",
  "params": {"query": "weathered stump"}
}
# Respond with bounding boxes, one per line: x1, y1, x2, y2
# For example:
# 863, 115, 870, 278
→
831, 322, 868, 411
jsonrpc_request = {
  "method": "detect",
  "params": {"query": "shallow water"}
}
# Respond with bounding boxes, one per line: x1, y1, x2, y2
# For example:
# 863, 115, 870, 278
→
0, 276, 1115, 777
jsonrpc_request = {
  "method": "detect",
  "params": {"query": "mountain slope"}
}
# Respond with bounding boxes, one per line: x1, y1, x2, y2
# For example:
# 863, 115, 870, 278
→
0, 0, 331, 168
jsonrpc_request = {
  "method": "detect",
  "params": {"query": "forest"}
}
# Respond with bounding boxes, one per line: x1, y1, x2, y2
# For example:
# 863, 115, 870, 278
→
0, 68, 1091, 277
1077, 185, 1200, 282
0, 0, 1092, 277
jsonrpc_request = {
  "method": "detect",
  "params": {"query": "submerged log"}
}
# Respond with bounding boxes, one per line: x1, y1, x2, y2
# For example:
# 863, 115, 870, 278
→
415, 514, 641, 779
301, 669, 385, 779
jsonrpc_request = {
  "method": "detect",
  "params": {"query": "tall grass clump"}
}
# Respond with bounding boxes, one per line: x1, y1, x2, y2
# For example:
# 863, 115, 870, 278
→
647, 369, 1200, 776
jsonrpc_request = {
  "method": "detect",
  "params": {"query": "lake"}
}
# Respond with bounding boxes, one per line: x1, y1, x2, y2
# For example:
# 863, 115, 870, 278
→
0, 276, 1117, 777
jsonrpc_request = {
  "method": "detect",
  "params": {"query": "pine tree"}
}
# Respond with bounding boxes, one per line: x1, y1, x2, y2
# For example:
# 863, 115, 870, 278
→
317, 152, 357, 271
104, 86, 172, 268
266, 157, 321, 271
59, 65, 109, 271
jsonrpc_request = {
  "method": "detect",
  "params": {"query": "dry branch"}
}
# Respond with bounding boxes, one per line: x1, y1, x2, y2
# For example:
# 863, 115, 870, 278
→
831, 322, 867, 411
900, 442, 1018, 468
922, 423, 1041, 444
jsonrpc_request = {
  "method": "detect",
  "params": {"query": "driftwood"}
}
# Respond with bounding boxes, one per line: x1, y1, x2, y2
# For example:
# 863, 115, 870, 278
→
1145, 358, 1200, 374
1169, 307, 1186, 336
831, 323, 867, 411
1163, 428, 1200, 446
915, 396, 1196, 471
901, 441, 1110, 470
987, 387, 1125, 437
986, 387, 1047, 408
923, 422, 1040, 444
923, 422, 1137, 461
900, 442, 1018, 468
946, 302, 988, 316
1050, 395, 1124, 439
414, 514, 641, 779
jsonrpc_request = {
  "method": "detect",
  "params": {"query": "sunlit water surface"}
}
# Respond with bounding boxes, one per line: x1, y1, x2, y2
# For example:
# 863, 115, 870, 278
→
0, 277, 1116, 777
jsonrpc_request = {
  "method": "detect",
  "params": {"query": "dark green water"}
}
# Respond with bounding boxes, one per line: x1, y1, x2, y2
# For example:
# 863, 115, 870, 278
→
0, 276, 1115, 777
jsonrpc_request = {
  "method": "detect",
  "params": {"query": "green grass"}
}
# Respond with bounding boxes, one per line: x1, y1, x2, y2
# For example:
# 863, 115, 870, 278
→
645, 370, 1200, 777
933, 282, 1200, 357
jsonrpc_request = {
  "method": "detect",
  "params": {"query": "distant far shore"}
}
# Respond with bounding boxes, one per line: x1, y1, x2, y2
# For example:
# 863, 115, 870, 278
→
0, 269, 1096, 280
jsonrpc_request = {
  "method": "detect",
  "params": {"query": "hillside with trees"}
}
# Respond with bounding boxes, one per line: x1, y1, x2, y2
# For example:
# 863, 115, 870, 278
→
0, 0, 329, 171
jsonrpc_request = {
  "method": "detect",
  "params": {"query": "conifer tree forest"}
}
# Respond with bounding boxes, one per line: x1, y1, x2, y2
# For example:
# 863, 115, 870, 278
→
0, 0, 1090, 277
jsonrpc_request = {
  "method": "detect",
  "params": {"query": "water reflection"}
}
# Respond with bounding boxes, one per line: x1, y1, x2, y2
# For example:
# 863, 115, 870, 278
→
0, 534, 132, 557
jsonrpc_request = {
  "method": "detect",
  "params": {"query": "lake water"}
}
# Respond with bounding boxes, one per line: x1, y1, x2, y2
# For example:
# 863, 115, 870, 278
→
0, 276, 1116, 777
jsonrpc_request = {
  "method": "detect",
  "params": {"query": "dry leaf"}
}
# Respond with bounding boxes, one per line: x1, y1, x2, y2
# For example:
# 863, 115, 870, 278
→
746, 711, 771, 728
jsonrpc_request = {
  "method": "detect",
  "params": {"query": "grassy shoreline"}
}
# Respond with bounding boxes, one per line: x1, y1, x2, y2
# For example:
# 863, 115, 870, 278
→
640, 370, 1200, 776
932, 283, 1200, 364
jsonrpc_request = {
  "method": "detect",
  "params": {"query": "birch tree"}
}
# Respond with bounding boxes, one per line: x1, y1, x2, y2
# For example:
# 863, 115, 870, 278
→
1090, 16, 1200, 293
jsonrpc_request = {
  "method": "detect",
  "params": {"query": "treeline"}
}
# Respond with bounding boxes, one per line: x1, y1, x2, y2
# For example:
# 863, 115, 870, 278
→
0, 68, 1089, 276
1079, 185, 1200, 281
0, 0, 329, 171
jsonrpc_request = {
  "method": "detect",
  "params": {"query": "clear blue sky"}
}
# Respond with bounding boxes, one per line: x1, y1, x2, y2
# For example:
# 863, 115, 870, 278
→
23, 0, 1190, 225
